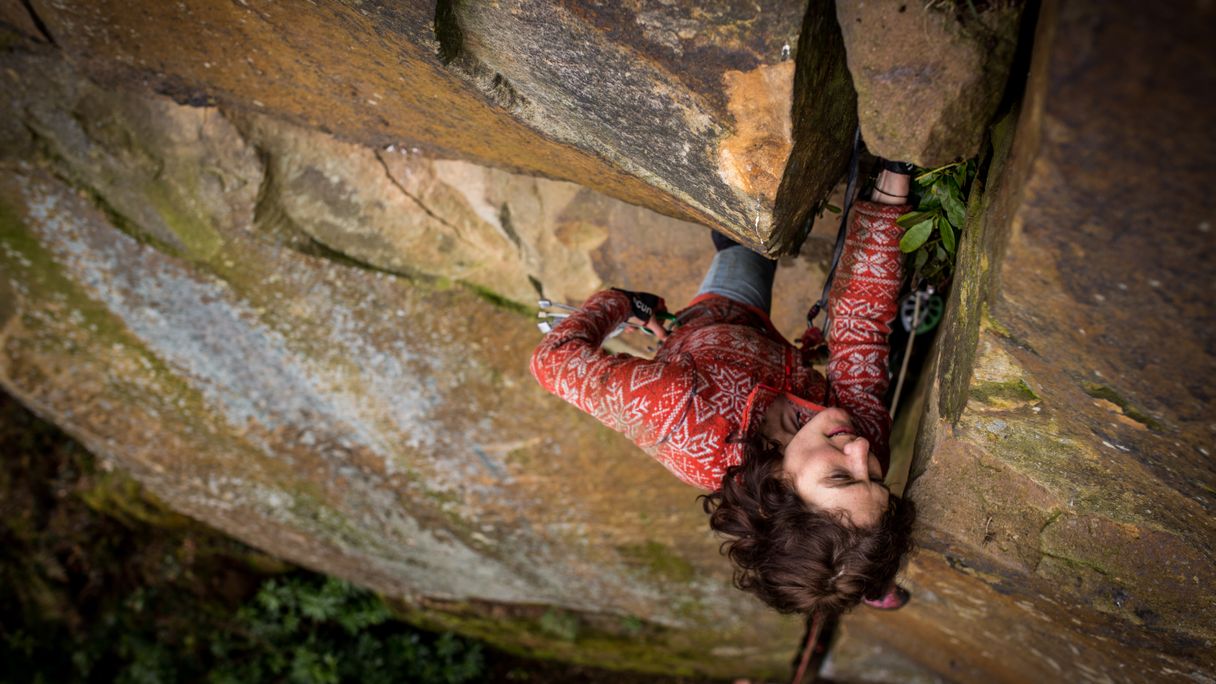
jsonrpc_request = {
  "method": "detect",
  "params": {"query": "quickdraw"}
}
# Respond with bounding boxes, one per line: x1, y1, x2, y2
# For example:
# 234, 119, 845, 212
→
536, 299, 676, 339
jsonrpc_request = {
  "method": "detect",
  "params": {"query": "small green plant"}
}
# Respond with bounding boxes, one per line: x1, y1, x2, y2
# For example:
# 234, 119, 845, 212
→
896, 160, 976, 284
207, 575, 486, 684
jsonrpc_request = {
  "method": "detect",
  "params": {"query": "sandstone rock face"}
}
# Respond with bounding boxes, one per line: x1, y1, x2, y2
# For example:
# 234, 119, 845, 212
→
0, 44, 841, 677
837, 1, 1024, 167
3, 0, 1214, 680
14, 0, 856, 252
826, 0, 1216, 680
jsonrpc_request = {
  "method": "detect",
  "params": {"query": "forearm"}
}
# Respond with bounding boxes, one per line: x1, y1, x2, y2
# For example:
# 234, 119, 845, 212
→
871, 169, 911, 205
826, 166, 912, 379
530, 289, 632, 394
529, 289, 691, 449
825, 205, 902, 407
825, 200, 908, 467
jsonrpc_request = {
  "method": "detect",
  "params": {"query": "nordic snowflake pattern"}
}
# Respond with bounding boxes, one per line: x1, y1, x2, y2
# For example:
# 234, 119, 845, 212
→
531, 202, 907, 490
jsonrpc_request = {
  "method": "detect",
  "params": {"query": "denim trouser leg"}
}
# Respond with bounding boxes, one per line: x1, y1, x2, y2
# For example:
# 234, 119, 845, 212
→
696, 245, 777, 314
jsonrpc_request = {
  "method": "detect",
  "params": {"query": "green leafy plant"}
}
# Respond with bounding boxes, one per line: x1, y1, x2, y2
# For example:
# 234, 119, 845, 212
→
895, 160, 976, 284
207, 575, 485, 684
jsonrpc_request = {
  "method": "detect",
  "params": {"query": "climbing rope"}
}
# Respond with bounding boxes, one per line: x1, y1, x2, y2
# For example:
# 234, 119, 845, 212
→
888, 275, 923, 417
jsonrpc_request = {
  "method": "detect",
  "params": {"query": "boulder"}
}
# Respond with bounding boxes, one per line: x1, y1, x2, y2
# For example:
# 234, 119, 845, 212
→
0, 47, 836, 678
837, 0, 1024, 167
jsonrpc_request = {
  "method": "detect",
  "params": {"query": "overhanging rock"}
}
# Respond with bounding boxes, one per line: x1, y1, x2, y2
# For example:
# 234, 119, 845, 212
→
17, 0, 857, 253
0, 45, 813, 678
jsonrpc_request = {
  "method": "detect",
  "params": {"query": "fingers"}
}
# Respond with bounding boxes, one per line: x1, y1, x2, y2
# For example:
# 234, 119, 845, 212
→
626, 316, 671, 341
645, 316, 669, 340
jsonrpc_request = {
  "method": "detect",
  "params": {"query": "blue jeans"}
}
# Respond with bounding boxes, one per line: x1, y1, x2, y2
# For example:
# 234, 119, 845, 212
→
696, 246, 777, 314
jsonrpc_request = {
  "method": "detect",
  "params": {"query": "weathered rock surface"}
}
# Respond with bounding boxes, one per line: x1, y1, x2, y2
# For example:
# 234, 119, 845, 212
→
0, 44, 843, 677
837, 1, 1024, 167
3, 0, 1214, 680
9, 0, 856, 252
827, 0, 1216, 681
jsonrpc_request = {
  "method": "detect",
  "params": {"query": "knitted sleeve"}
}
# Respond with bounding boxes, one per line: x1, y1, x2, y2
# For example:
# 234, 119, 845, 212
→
530, 290, 696, 451
825, 201, 909, 473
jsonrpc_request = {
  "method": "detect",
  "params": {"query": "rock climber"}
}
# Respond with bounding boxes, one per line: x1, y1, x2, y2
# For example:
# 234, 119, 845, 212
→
530, 161, 918, 616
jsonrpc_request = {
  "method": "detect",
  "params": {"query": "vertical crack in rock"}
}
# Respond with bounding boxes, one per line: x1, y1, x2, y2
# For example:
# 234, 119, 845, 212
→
18, 0, 56, 45
526, 274, 544, 297
434, 0, 531, 112
373, 151, 468, 240
496, 202, 522, 250
433, 0, 463, 66
249, 143, 288, 238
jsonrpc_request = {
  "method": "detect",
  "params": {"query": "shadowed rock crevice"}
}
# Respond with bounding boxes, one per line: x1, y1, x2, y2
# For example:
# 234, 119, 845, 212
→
828, 0, 1216, 679
496, 202, 523, 251
17, 0, 54, 45
248, 141, 308, 251
770, 0, 855, 254
434, 0, 532, 114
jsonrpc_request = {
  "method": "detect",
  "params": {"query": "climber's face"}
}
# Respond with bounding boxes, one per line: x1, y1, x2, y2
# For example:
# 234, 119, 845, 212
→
781, 407, 890, 527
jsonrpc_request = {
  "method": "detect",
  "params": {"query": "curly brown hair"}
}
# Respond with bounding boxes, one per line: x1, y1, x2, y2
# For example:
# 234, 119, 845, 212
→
700, 435, 916, 616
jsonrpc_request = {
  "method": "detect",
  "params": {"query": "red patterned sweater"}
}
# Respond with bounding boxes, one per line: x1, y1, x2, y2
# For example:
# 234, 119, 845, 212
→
530, 201, 908, 491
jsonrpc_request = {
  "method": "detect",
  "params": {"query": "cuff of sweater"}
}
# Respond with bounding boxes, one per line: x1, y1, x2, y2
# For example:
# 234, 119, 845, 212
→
586, 288, 634, 323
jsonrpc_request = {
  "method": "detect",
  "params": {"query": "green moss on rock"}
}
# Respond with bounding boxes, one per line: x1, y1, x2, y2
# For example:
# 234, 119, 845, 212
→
616, 541, 696, 584
1081, 383, 1161, 431
969, 377, 1040, 406
142, 180, 226, 262
393, 597, 768, 679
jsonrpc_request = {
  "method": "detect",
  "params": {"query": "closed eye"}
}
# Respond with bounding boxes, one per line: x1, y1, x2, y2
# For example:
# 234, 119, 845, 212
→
827, 471, 887, 488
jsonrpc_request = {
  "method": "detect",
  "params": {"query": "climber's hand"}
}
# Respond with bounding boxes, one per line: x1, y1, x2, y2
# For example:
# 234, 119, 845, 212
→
612, 288, 670, 341
631, 314, 670, 341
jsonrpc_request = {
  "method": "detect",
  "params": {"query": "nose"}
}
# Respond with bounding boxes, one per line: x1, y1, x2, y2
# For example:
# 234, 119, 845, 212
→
843, 436, 871, 475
